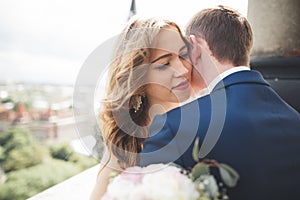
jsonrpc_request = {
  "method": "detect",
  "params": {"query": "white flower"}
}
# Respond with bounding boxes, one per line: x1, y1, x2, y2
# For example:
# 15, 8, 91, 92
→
102, 164, 200, 200
142, 166, 199, 200
197, 175, 219, 198
104, 176, 136, 200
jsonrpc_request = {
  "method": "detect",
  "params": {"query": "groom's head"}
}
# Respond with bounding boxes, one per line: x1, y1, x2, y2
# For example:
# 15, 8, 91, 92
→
186, 5, 253, 67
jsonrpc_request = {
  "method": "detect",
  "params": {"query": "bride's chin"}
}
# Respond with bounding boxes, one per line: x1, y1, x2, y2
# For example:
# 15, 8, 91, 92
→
174, 89, 192, 102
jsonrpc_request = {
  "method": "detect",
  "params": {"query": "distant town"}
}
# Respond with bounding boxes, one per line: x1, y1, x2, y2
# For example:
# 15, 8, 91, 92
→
0, 81, 77, 142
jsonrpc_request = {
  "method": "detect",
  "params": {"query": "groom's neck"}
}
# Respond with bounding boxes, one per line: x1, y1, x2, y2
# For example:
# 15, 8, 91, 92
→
202, 61, 234, 86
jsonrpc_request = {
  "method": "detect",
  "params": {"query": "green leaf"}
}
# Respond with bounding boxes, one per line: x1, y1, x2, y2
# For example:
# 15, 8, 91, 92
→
190, 162, 210, 181
192, 137, 200, 162
218, 163, 240, 187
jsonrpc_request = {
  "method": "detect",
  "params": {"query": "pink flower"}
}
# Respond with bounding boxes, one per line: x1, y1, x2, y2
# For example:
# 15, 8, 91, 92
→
102, 164, 200, 200
142, 163, 169, 174
119, 166, 143, 184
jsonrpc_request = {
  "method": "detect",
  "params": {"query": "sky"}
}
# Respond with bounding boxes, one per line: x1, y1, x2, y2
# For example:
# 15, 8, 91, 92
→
0, 0, 248, 85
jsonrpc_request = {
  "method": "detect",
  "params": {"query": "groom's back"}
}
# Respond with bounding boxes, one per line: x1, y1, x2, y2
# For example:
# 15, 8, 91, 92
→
179, 70, 300, 200
208, 81, 299, 199
141, 70, 300, 200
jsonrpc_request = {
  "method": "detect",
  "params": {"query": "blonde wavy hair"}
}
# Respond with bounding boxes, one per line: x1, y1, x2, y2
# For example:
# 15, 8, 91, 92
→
100, 17, 187, 168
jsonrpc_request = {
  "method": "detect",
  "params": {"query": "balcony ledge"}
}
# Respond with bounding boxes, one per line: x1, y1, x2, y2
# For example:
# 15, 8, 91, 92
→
28, 164, 100, 200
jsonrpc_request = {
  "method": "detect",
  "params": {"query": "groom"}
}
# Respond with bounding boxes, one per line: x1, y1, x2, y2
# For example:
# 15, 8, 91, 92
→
140, 5, 300, 200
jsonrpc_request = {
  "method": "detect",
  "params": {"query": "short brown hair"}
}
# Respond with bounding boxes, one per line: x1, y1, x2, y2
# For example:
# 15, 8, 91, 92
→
186, 5, 253, 66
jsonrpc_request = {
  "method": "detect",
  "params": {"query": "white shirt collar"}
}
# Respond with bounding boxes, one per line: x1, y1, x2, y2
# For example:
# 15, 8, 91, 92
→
208, 66, 250, 92
180, 66, 249, 106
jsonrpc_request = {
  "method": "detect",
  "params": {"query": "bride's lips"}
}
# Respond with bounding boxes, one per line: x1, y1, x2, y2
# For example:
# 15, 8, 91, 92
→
172, 80, 189, 90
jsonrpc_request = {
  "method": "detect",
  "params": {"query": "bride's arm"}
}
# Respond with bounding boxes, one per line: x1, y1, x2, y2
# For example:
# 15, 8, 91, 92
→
90, 149, 121, 200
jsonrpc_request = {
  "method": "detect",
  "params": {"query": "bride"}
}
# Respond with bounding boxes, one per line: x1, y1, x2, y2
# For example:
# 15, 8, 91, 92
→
90, 16, 204, 199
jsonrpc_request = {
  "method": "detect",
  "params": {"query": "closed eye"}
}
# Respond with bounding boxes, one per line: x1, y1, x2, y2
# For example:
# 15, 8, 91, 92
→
179, 45, 189, 60
155, 62, 170, 70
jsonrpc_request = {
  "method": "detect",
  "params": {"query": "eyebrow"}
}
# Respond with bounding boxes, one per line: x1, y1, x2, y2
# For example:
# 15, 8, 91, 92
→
151, 45, 187, 63
151, 53, 172, 63
179, 45, 187, 52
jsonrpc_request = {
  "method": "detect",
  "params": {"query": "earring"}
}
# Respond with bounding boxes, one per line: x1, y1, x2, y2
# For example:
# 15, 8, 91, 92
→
130, 94, 144, 113
133, 95, 142, 113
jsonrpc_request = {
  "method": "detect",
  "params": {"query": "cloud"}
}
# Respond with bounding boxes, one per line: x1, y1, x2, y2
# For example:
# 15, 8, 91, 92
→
0, 0, 248, 85
0, 50, 80, 84
0, 0, 131, 84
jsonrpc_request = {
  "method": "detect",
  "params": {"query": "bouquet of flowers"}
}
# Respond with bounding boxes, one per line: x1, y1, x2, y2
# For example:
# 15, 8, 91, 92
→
102, 138, 239, 200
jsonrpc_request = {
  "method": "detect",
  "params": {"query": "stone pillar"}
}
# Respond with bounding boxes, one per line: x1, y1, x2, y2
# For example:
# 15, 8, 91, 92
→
247, 0, 300, 58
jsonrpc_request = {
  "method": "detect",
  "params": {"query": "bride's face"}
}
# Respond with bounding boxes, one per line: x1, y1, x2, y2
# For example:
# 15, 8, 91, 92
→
145, 27, 192, 111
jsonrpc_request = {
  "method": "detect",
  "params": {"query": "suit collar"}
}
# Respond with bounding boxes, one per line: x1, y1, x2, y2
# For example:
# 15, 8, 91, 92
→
208, 66, 250, 92
212, 70, 270, 92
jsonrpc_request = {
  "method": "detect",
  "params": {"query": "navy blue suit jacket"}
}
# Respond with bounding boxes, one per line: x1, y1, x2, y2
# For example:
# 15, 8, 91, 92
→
140, 70, 300, 200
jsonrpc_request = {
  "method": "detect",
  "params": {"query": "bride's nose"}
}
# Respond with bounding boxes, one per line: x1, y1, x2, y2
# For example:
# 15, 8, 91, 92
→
173, 57, 189, 77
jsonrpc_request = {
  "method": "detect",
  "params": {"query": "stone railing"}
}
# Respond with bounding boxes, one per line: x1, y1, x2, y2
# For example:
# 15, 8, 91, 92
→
28, 164, 100, 200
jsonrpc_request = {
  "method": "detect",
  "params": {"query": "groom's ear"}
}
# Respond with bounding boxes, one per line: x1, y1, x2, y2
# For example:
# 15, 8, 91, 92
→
197, 37, 212, 55
189, 35, 201, 65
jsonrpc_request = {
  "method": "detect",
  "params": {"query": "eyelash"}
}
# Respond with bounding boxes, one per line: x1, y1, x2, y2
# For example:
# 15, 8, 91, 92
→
179, 52, 189, 59
155, 52, 188, 70
156, 62, 170, 70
